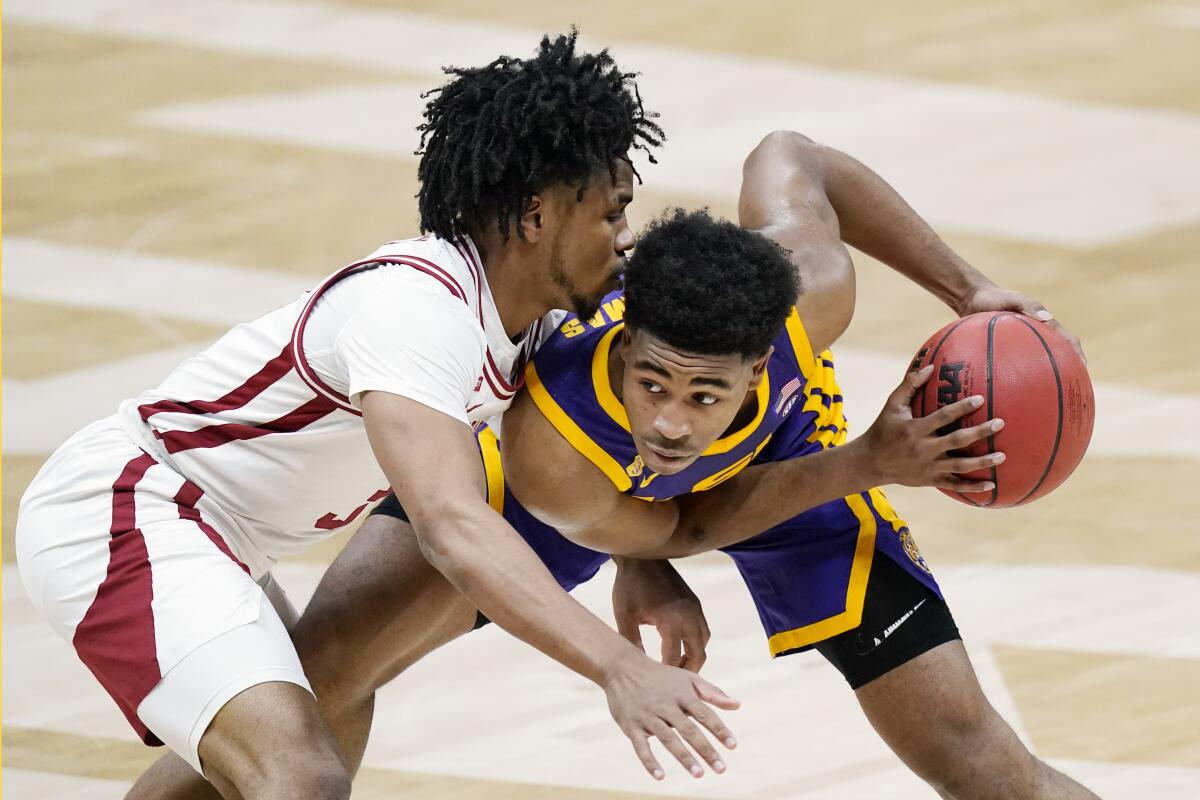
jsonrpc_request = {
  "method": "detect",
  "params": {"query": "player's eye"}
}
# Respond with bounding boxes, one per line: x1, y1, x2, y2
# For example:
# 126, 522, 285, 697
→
695, 394, 719, 406
640, 380, 664, 394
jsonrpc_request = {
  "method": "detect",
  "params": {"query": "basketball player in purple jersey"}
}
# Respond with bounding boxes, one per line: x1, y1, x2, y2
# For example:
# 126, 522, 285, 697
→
284, 132, 1097, 798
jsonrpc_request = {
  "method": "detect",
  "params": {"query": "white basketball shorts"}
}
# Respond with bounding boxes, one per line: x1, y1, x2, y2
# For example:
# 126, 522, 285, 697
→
15, 416, 312, 775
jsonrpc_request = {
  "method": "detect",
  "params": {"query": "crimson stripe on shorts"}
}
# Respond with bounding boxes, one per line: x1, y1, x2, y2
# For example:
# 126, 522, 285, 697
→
73, 451, 164, 745
137, 345, 294, 422
158, 396, 338, 454
173, 481, 251, 575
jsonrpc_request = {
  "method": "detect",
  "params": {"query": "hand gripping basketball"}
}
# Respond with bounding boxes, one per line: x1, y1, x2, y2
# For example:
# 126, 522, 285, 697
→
910, 311, 1095, 507
859, 365, 1005, 493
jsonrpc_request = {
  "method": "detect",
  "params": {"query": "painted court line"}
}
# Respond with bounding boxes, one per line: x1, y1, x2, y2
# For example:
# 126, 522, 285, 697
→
6, 238, 1200, 458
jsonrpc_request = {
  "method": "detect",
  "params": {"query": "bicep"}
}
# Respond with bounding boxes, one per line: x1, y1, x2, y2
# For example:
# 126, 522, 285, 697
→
360, 391, 487, 529
739, 132, 857, 354
500, 394, 679, 554
739, 130, 839, 237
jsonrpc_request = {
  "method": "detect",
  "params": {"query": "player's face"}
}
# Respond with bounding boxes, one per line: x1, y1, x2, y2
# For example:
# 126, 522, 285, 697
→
619, 328, 770, 476
548, 159, 635, 319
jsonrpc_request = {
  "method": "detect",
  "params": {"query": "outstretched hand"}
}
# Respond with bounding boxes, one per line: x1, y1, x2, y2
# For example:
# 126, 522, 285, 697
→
859, 365, 1005, 493
603, 653, 740, 781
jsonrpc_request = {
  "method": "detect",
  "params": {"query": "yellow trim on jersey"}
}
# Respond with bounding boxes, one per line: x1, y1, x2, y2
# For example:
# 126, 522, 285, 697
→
593, 325, 632, 429
525, 360, 633, 492
868, 487, 908, 534
765, 492, 877, 656
691, 434, 773, 493
784, 307, 818, 378
785, 307, 849, 449
478, 427, 505, 514
800, 349, 846, 449
704, 377, 771, 455
591, 322, 772, 456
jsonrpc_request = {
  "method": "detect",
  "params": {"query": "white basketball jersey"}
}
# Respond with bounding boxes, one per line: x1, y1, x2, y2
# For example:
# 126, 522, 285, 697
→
117, 235, 557, 574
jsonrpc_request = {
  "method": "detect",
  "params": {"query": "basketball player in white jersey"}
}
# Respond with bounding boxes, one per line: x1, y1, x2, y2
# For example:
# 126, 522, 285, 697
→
16, 32, 752, 800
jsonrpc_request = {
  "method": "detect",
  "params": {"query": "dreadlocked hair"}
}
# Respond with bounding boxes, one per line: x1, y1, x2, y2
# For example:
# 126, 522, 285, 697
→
624, 208, 800, 359
416, 28, 663, 242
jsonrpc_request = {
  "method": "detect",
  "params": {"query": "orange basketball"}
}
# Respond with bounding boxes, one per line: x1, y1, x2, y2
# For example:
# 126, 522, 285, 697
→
910, 311, 1095, 508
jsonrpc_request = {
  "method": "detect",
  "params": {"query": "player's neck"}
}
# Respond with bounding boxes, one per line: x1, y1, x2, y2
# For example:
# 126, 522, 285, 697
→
472, 228, 554, 340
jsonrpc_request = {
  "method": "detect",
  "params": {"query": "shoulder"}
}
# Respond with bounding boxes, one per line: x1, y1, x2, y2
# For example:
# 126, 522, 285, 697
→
335, 273, 486, 371
362, 235, 484, 308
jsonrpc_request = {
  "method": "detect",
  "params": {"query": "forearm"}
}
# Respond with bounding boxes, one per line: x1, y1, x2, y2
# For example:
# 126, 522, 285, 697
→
414, 504, 641, 684
363, 391, 643, 687
789, 132, 994, 312
628, 437, 881, 559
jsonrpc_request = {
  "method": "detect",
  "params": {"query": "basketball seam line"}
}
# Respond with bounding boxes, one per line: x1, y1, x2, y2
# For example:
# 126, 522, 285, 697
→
981, 312, 1003, 507
922, 316, 975, 505
1011, 315, 1065, 505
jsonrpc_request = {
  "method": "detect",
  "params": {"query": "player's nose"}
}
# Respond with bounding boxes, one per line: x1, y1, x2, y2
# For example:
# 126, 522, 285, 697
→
615, 222, 635, 254
652, 410, 692, 442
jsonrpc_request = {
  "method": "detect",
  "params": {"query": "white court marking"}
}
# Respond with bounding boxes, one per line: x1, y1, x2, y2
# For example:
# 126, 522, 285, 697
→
6, 237, 1200, 458
1160, 5, 1200, 29
9, 0, 1200, 247
1, 237, 313, 328
4, 561, 1198, 798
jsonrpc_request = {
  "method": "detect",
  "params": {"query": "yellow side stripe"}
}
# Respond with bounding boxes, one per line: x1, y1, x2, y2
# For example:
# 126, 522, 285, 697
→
868, 487, 908, 534
477, 427, 505, 514
785, 308, 818, 378
766, 492, 877, 656
525, 361, 633, 492
591, 325, 632, 432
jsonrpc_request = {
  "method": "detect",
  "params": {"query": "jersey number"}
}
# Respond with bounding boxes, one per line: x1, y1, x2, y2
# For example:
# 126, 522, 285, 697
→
315, 489, 390, 530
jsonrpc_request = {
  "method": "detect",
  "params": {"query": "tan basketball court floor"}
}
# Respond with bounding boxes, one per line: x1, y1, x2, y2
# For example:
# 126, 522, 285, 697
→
3, 1, 1199, 797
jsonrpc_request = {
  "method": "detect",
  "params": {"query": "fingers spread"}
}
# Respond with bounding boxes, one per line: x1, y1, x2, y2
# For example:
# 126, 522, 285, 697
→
693, 676, 741, 711
686, 698, 738, 750
941, 476, 996, 493
648, 721, 703, 778
672, 716, 725, 773
948, 452, 1004, 475
922, 395, 983, 433
893, 365, 933, 411
944, 418, 1003, 450
628, 730, 664, 780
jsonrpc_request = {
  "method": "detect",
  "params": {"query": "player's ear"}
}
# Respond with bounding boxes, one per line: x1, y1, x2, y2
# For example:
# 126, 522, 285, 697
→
747, 346, 773, 389
518, 195, 545, 243
618, 327, 634, 358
